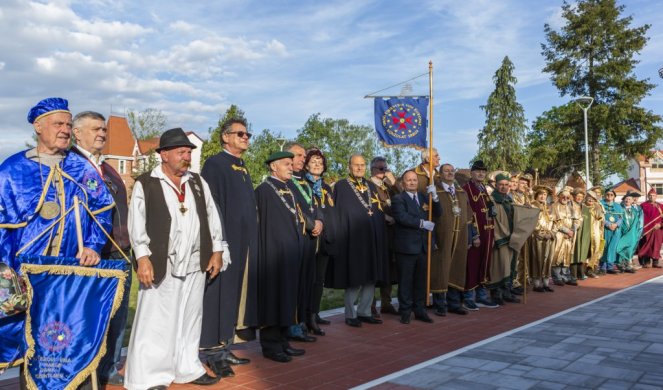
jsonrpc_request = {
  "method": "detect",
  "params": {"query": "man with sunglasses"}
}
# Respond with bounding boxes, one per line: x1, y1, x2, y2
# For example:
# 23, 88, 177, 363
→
199, 118, 258, 378
71, 111, 132, 386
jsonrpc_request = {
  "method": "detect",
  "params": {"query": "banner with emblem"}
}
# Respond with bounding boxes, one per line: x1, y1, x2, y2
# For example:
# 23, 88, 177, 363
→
19, 254, 127, 389
374, 97, 429, 149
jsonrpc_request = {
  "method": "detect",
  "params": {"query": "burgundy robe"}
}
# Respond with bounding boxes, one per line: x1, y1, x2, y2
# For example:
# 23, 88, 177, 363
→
638, 201, 663, 260
463, 180, 495, 290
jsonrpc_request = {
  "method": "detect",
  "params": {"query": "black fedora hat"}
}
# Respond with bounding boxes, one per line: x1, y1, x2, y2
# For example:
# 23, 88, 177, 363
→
156, 128, 197, 152
470, 160, 488, 171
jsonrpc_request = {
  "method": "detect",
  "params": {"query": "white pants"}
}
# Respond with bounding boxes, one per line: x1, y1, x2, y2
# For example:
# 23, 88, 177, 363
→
124, 269, 206, 390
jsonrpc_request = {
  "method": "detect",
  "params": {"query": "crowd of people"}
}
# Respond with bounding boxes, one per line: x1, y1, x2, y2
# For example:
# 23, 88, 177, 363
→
1, 97, 662, 390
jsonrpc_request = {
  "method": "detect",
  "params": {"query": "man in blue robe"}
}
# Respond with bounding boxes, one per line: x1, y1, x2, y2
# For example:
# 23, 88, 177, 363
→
0, 97, 114, 369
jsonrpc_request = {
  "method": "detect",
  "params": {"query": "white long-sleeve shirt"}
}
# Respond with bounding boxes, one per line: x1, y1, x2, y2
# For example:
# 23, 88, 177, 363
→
128, 166, 228, 276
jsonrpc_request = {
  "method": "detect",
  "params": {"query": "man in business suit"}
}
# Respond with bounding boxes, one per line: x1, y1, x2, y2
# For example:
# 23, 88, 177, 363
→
392, 170, 441, 324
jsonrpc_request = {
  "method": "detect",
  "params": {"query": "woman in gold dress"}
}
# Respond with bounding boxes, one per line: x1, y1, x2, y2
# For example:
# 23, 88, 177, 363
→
530, 186, 555, 292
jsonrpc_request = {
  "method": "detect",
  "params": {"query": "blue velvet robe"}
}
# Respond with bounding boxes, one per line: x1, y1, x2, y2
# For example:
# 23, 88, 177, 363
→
0, 149, 114, 367
600, 200, 623, 267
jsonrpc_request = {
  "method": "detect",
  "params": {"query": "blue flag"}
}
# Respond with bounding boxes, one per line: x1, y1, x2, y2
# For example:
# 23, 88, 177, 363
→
374, 97, 429, 149
19, 255, 127, 389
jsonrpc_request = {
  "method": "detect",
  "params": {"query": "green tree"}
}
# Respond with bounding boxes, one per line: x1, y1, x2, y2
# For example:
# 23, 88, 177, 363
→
200, 104, 247, 165
295, 114, 418, 181
474, 56, 528, 172
243, 129, 285, 187
127, 108, 167, 140
538, 0, 662, 183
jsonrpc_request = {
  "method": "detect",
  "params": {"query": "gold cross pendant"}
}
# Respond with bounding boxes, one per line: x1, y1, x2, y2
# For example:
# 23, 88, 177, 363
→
368, 209, 373, 216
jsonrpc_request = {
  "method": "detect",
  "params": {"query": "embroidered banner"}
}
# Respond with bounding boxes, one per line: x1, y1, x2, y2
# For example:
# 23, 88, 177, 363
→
374, 97, 429, 149
19, 255, 127, 389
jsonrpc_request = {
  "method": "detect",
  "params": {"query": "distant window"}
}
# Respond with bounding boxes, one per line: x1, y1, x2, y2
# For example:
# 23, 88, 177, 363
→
652, 184, 663, 195
119, 160, 126, 174
651, 161, 663, 171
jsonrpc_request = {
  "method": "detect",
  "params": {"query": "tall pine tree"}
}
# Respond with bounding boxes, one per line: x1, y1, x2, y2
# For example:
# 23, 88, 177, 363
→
536, 0, 661, 183
474, 56, 528, 172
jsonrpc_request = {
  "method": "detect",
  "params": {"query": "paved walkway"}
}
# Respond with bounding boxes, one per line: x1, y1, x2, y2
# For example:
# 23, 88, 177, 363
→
1, 268, 661, 389
362, 275, 663, 390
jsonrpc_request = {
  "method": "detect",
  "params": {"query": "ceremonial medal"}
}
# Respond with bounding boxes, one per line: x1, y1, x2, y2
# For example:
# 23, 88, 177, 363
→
609, 216, 615, 222
349, 177, 374, 216
179, 203, 188, 215
452, 206, 462, 216
39, 201, 60, 220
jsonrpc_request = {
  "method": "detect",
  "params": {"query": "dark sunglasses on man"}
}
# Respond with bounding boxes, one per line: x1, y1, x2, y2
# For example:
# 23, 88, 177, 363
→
227, 131, 252, 139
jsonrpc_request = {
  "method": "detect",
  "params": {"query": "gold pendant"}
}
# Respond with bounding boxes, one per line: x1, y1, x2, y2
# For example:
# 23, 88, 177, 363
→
179, 203, 188, 215
39, 201, 60, 220
368, 209, 373, 216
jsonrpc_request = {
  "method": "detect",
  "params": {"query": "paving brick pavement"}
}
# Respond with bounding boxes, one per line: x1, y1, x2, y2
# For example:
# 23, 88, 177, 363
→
362, 275, 663, 390
1, 269, 661, 389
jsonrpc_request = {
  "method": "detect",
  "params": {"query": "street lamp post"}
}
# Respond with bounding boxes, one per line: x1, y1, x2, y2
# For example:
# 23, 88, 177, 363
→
575, 96, 594, 189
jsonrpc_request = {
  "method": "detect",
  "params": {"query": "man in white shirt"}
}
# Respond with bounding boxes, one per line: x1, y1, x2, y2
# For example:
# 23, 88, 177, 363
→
125, 128, 230, 390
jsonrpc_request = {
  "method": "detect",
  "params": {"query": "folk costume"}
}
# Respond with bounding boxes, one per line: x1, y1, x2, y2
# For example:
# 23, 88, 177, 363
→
487, 179, 519, 305
72, 144, 132, 384
255, 151, 305, 361
529, 186, 555, 292
550, 188, 578, 286
125, 130, 228, 389
571, 189, 591, 280
431, 180, 475, 314
0, 98, 114, 369
511, 179, 532, 291
462, 160, 497, 307
370, 174, 399, 315
305, 167, 337, 329
585, 190, 606, 276
600, 192, 624, 274
327, 175, 388, 323
199, 149, 259, 372
637, 189, 663, 268
615, 192, 643, 272
289, 170, 323, 340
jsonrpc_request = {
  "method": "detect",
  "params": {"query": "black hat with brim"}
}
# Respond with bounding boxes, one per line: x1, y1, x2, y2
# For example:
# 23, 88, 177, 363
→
471, 160, 488, 171
156, 128, 197, 152
265, 151, 294, 165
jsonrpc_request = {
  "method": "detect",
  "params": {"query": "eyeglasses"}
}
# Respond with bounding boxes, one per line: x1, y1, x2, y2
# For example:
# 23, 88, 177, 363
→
227, 131, 252, 139
374, 166, 388, 172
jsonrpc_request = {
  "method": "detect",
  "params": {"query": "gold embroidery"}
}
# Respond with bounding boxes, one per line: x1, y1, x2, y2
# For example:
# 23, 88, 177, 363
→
231, 164, 248, 174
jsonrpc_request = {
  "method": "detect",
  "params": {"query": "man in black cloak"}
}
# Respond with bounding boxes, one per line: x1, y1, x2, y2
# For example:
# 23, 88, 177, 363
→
199, 118, 258, 377
327, 154, 388, 327
285, 142, 324, 342
255, 151, 306, 363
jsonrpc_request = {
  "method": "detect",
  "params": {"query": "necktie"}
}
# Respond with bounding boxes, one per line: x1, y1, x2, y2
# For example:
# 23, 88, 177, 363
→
413, 193, 420, 206
449, 185, 455, 196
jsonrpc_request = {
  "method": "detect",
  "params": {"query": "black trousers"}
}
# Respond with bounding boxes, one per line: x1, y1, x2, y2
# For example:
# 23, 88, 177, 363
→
396, 252, 427, 315
260, 326, 289, 355
297, 238, 317, 323
311, 252, 329, 314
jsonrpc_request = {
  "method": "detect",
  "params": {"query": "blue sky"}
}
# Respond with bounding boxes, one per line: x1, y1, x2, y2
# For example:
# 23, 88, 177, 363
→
1, 0, 661, 169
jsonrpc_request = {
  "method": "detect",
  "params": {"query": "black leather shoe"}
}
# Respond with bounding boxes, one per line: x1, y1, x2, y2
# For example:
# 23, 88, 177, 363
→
565, 279, 578, 286
533, 286, 545, 292
147, 386, 167, 390
414, 313, 434, 323
309, 327, 325, 336
225, 351, 250, 365
543, 286, 555, 292
448, 307, 468, 315
434, 308, 447, 317
210, 359, 235, 378
345, 317, 362, 327
263, 351, 292, 363
503, 295, 521, 303
315, 314, 331, 325
190, 373, 221, 385
289, 333, 317, 342
624, 268, 636, 273
400, 313, 411, 324
284, 346, 305, 356
358, 315, 383, 324
511, 287, 524, 295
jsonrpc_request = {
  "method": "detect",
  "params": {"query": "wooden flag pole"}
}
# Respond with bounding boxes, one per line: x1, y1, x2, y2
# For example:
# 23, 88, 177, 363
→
73, 195, 99, 390
426, 60, 434, 306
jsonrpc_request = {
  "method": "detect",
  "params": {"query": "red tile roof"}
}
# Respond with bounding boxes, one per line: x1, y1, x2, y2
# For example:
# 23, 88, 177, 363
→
103, 116, 136, 157
138, 137, 159, 155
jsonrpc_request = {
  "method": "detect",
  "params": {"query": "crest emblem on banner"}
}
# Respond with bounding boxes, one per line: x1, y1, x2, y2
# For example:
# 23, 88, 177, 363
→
382, 103, 424, 140
39, 321, 72, 352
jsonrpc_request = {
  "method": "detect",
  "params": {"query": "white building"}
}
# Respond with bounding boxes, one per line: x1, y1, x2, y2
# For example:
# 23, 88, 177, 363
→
627, 151, 663, 197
